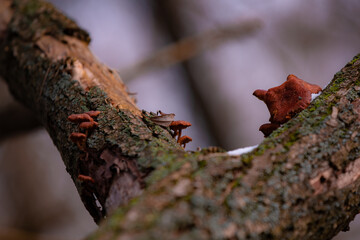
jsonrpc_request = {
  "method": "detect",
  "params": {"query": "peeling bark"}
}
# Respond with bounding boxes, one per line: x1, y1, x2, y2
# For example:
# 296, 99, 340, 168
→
1, 0, 360, 239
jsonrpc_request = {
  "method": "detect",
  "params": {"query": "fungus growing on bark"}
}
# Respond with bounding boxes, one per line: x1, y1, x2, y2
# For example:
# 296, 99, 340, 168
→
68, 113, 93, 123
85, 110, 101, 118
254, 74, 322, 136
178, 135, 192, 148
69, 132, 87, 150
68, 111, 100, 150
170, 120, 192, 139
78, 174, 95, 183
79, 121, 99, 130
149, 111, 192, 148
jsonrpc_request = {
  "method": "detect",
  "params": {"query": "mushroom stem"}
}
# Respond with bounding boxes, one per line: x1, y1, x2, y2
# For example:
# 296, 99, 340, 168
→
171, 129, 178, 138
177, 129, 183, 143
69, 132, 87, 151
77, 142, 85, 151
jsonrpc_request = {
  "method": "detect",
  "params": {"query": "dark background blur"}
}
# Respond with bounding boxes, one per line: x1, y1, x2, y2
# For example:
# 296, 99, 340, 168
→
0, 0, 360, 239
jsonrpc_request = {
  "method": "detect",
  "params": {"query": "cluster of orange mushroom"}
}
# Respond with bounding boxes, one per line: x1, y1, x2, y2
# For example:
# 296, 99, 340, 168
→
253, 74, 322, 137
150, 111, 192, 148
169, 120, 192, 148
68, 111, 101, 184
67, 110, 101, 151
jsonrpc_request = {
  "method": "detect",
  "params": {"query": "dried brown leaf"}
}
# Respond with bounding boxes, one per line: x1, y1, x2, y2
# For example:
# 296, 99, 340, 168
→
150, 113, 175, 127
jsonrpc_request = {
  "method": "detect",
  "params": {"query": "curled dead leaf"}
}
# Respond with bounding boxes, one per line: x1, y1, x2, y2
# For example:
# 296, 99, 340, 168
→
150, 111, 175, 127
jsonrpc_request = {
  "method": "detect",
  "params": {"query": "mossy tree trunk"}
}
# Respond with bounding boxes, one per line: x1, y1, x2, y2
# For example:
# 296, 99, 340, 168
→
1, 0, 360, 239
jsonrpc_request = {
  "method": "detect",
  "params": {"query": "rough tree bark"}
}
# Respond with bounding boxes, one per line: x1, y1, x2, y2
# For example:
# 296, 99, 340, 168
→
1, 0, 360, 239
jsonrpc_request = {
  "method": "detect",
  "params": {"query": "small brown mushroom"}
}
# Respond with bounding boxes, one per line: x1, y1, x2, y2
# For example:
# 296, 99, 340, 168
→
79, 121, 99, 130
253, 74, 322, 124
254, 74, 322, 136
69, 132, 87, 150
85, 110, 101, 118
77, 174, 95, 183
287, 74, 321, 93
178, 135, 192, 148
68, 113, 93, 123
170, 120, 192, 139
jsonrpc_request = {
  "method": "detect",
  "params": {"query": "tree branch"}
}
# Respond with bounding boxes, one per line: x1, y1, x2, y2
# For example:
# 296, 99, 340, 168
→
119, 19, 261, 81
1, 0, 360, 239
0, 0, 182, 223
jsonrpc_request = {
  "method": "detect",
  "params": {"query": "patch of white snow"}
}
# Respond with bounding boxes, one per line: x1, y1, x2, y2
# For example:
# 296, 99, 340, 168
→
311, 92, 321, 101
227, 145, 258, 156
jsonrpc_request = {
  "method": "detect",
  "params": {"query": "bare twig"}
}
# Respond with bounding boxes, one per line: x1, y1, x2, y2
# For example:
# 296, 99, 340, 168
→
119, 19, 262, 81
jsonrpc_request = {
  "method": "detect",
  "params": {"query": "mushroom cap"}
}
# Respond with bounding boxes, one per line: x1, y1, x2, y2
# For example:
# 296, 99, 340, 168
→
79, 121, 99, 129
85, 110, 101, 118
68, 113, 93, 123
78, 174, 95, 183
69, 132, 86, 141
178, 135, 192, 144
253, 74, 322, 124
287, 74, 322, 93
170, 120, 192, 130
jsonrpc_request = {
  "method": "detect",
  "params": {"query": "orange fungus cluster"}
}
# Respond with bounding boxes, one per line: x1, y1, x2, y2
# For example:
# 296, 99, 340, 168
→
150, 112, 192, 148
253, 74, 322, 137
68, 111, 101, 182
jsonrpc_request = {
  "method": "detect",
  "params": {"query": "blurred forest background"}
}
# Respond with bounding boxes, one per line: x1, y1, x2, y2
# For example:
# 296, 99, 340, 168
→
1, 0, 360, 239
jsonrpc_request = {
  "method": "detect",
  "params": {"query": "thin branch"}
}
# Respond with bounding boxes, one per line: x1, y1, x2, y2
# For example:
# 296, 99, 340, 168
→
119, 19, 262, 81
